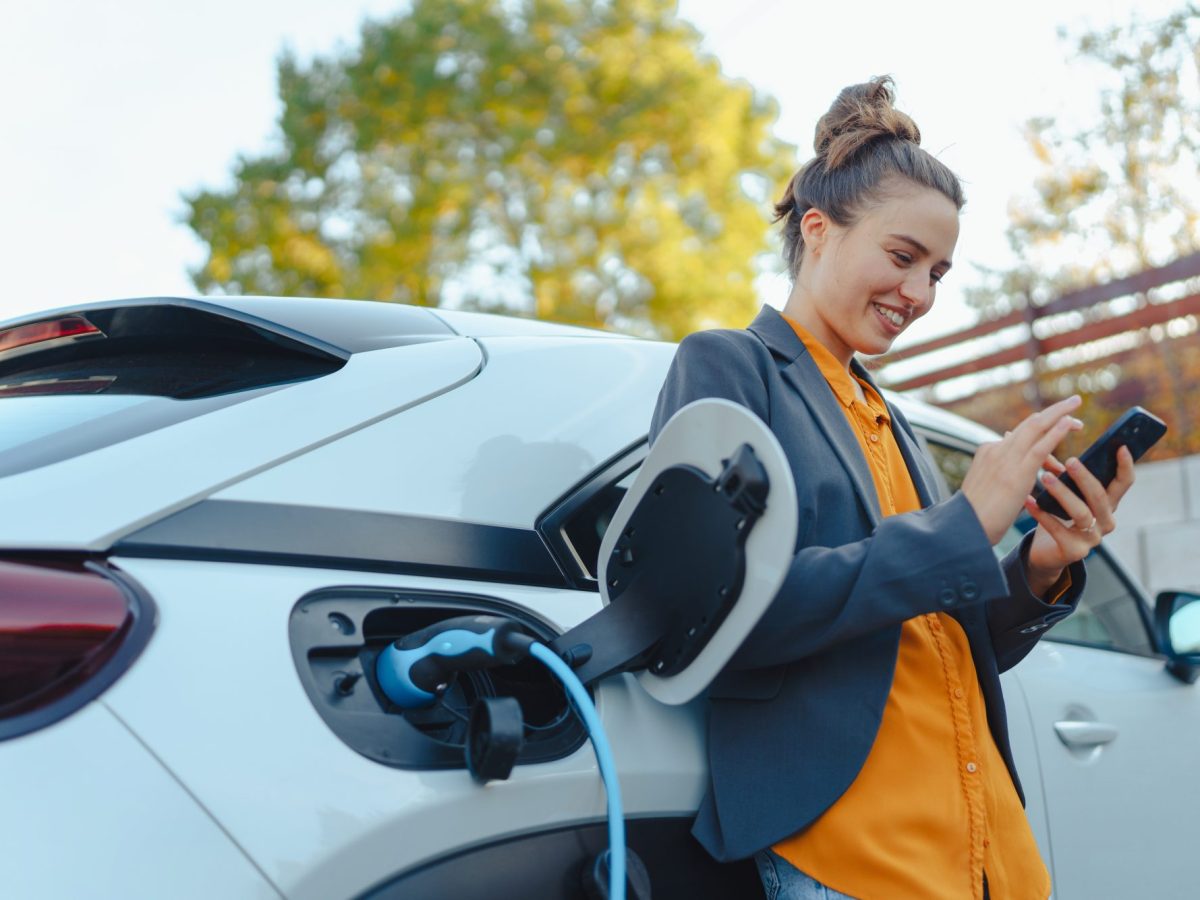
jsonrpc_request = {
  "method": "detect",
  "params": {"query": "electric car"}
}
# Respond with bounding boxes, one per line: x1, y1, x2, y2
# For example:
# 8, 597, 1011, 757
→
2, 295, 1198, 900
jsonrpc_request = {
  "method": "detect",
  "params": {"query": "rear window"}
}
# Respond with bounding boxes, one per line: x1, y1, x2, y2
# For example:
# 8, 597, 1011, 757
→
0, 305, 345, 478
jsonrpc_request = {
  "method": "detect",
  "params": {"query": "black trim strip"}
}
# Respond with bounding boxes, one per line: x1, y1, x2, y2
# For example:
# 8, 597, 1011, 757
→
116, 500, 570, 588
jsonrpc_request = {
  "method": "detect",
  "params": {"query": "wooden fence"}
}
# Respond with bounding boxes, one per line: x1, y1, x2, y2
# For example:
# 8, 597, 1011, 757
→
867, 251, 1200, 396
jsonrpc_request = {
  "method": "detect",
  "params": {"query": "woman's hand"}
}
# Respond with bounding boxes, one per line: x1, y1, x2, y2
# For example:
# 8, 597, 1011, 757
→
961, 395, 1085, 545
1021, 445, 1136, 595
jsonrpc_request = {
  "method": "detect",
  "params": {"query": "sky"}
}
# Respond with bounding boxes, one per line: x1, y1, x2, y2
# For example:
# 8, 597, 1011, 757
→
0, 0, 1185, 352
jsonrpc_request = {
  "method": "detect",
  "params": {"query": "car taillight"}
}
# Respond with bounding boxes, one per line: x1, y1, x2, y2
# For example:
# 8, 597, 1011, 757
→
0, 315, 104, 362
0, 558, 155, 740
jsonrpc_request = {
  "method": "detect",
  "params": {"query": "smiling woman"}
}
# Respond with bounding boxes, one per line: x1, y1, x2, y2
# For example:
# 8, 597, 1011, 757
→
773, 77, 962, 367
648, 76, 1140, 900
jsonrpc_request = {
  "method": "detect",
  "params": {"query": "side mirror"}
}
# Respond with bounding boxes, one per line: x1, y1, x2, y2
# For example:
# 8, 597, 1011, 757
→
1154, 591, 1200, 684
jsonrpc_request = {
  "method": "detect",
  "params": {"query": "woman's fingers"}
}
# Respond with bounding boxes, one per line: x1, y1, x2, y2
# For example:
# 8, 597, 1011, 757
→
1038, 467, 1096, 530
1030, 409, 1084, 455
1060, 457, 1115, 534
961, 396, 1086, 547
1006, 429, 1066, 477
1042, 453, 1067, 476
1023, 494, 1100, 553
1009, 396, 1083, 455
1108, 445, 1137, 506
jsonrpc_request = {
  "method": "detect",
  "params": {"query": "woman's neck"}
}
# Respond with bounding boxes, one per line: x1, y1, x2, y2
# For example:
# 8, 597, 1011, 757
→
781, 289, 855, 372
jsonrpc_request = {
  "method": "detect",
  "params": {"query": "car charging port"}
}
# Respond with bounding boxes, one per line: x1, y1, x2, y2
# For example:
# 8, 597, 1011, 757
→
287, 588, 586, 770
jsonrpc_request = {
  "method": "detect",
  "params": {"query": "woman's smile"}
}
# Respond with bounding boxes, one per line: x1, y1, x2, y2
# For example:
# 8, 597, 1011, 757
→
871, 301, 908, 333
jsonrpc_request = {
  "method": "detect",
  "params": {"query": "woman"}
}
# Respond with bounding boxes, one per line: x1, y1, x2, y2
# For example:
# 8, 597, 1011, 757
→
649, 77, 1135, 900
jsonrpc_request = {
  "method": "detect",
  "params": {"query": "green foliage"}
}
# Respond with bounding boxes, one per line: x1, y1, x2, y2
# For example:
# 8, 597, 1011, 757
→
966, 4, 1200, 315
953, 4, 1200, 462
183, 0, 796, 337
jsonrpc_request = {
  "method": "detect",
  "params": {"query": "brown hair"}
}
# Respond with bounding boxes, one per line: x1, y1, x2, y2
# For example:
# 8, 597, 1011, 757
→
773, 76, 964, 278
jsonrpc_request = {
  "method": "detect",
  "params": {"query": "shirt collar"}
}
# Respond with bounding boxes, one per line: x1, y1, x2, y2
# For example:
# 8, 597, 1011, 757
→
780, 313, 891, 423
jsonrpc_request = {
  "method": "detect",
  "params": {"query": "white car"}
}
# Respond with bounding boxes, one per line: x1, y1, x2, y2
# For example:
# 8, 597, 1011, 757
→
2, 296, 1197, 900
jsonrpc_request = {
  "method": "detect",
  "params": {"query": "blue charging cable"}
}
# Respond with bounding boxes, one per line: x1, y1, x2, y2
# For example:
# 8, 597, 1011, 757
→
528, 641, 625, 900
376, 616, 626, 900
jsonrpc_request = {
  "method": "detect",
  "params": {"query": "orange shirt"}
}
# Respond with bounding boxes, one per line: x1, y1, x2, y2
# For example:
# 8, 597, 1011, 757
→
771, 317, 1051, 900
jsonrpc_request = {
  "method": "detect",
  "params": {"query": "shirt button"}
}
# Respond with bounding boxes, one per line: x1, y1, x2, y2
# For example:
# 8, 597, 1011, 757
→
984, 838, 991, 848
966, 762, 978, 773
954, 688, 964, 699
869, 433, 879, 443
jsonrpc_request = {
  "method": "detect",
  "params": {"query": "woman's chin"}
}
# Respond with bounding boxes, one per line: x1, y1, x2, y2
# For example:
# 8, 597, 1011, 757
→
856, 336, 896, 358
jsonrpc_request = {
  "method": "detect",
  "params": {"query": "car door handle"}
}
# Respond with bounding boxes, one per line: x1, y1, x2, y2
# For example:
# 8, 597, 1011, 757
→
1053, 720, 1118, 748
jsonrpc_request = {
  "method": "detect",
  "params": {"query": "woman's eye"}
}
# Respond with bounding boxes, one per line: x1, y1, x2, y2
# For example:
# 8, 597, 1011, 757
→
890, 251, 912, 265
930, 270, 947, 285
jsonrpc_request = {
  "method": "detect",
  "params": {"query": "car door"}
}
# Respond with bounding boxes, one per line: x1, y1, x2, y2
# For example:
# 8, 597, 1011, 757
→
1010, 548, 1199, 900
924, 434, 1200, 900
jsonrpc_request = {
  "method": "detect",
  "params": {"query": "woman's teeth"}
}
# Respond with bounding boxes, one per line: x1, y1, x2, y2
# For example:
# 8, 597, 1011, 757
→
874, 304, 904, 327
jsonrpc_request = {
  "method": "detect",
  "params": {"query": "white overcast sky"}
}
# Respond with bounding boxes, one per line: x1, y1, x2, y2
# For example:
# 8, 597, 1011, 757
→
0, 0, 1184, 348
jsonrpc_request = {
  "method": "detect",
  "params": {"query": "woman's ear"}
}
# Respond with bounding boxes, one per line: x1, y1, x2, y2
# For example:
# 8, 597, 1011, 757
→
799, 207, 830, 256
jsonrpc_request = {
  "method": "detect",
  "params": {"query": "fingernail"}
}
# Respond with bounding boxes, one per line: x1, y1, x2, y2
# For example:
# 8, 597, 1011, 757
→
1068, 417, 1083, 427
1042, 472, 1056, 485
1067, 457, 1081, 470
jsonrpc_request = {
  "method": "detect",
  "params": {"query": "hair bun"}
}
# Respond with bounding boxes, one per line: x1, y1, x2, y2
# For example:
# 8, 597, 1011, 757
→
814, 76, 921, 170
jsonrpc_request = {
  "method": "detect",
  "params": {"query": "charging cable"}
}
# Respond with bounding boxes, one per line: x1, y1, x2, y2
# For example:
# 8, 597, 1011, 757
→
376, 615, 626, 900
528, 640, 625, 900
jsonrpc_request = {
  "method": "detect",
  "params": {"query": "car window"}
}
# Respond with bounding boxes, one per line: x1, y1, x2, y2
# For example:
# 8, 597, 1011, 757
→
0, 307, 345, 478
925, 438, 1154, 656
538, 443, 647, 588
1037, 538, 1154, 654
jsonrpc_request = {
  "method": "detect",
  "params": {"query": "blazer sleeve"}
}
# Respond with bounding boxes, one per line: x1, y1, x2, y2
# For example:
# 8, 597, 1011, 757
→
651, 327, 1085, 671
989, 531, 1086, 672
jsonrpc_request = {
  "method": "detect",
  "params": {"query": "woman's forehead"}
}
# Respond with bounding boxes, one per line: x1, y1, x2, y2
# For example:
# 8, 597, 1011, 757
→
863, 186, 959, 251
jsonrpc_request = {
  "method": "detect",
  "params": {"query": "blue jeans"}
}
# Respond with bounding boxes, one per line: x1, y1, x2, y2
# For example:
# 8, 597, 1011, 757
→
753, 851, 997, 900
753, 851, 858, 900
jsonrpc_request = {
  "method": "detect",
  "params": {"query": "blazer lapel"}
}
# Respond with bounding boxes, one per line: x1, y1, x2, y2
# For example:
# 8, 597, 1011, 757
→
748, 307, 882, 528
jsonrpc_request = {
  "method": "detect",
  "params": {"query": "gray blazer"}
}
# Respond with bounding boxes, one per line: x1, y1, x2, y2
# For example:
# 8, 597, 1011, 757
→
649, 305, 1085, 863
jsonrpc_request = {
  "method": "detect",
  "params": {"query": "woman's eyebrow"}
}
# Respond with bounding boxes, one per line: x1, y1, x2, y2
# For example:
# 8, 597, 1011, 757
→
888, 233, 953, 270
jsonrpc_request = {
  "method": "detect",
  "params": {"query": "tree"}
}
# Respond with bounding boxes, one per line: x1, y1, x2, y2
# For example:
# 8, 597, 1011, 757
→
965, 4, 1200, 316
951, 5, 1200, 459
183, 0, 796, 338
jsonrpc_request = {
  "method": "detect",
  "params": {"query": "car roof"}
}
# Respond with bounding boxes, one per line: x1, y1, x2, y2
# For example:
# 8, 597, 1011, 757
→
0, 295, 624, 355
885, 389, 1000, 446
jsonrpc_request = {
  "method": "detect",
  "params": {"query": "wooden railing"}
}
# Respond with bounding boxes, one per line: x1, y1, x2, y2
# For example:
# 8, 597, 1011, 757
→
868, 251, 1200, 393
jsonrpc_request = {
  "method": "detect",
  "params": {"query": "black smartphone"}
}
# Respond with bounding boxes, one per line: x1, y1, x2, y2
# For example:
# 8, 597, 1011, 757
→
1032, 405, 1167, 518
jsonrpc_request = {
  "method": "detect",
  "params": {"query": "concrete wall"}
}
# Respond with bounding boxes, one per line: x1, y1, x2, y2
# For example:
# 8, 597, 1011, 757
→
1101, 454, 1200, 599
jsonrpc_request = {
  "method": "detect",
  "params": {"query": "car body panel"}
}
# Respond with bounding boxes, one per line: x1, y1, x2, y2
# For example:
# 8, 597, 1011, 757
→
431, 307, 624, 339
0, 339, 482, 549
888, 390, 1001, 446
100, 556, 707, 900
212, 337, 674, 528
1013, 642, 1196, 899
0, 702, 279, 899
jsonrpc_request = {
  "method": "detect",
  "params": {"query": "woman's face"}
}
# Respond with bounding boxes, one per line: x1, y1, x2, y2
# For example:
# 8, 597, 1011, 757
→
794, 180, 960, 365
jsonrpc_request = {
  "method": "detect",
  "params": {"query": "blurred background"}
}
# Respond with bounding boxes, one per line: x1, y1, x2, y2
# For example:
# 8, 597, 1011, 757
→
3, 0, 1198, 586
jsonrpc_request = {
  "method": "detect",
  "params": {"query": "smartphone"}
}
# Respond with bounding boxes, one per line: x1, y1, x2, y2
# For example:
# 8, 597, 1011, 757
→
1032, 405, 1167, 518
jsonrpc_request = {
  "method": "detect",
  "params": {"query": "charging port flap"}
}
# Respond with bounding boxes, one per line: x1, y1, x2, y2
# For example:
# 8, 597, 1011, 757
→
595, 398, 796, 705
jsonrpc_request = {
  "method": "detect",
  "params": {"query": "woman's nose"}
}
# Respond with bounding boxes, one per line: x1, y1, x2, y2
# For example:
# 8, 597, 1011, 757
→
898, 270, 932, 307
